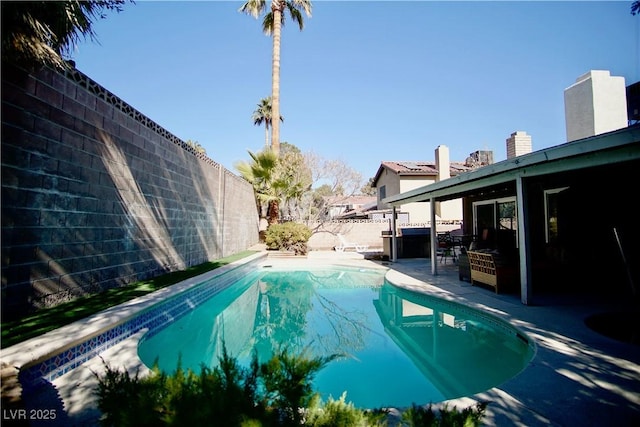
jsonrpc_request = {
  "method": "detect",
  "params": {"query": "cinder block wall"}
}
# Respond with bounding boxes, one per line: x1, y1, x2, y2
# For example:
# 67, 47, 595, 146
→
1, 64, 258, 318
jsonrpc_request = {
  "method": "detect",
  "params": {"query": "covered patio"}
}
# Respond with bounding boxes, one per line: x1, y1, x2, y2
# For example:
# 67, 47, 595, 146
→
382, 125, 640, 306
382, 257, 640, 426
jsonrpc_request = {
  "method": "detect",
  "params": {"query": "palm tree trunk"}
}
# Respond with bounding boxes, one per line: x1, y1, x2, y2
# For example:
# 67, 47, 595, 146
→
268, 199, 280, 225
270, 0, 282, 157
265, 122, 270, 147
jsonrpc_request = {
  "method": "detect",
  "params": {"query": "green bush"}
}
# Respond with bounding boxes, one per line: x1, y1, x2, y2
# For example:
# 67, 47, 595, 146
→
94, 347, 487, 427
95, 347, 334, 427
265, 222, 312, 255
260, 348, 338, 425
94, 348, 267, 427
306, 392, 388, 427
401, 402, 488, 427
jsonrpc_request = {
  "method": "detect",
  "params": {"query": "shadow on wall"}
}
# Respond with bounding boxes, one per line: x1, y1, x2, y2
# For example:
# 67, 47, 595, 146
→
96, 129, 187, 272
1, 64, 258, 319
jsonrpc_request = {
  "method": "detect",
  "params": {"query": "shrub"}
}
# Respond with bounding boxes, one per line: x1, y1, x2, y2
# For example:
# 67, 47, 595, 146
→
265, 222, 312, 255
401, 402, 488, 427
306, 392, 388, 427
93, 363, 164, 427
94, 347, 487, 427
94, 349, 265, 427
95, 347, 333, 427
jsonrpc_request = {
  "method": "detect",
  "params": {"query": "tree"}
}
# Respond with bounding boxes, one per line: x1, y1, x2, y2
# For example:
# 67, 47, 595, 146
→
292, 152, 363, 227
360, 177, 377, 196
235, 144, 311, 226
632, 1, 640, 15
252, 96, 283, 148
278, 143, 312, 219
185, 139, 206, 154
235, 149, 280, 225
239, 0, 312, 157
1, 0, 130, 71
234, 144, 362, 228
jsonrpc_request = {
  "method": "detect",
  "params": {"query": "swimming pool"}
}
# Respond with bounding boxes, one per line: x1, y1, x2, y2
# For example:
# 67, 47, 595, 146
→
138, 265, 534, 409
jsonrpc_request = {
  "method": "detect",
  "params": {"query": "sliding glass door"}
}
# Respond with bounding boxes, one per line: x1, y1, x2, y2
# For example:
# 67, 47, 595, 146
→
473, 198, 517, 250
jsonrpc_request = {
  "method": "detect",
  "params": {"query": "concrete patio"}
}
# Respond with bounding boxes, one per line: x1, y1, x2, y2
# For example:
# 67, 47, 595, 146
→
380, 257, 640, 426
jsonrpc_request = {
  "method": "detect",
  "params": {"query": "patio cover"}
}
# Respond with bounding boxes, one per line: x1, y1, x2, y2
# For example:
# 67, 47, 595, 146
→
381, 125, 640, 304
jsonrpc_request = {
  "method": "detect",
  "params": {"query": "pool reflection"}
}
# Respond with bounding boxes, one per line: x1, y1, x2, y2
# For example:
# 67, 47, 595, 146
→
138, 268, 532, 407
374, 284, 532, 398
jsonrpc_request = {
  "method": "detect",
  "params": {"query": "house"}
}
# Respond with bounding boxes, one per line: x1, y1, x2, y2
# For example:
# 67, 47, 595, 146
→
372, 145, 490, 225
382, 71, 639, 305
325, 195, 377, 219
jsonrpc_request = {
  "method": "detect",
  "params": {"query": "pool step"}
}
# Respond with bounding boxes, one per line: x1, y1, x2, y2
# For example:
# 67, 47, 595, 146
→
267, 250, 306, 258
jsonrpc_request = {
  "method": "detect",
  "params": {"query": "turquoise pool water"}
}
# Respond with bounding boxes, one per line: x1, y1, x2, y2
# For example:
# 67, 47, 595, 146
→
138, 266, 533, 408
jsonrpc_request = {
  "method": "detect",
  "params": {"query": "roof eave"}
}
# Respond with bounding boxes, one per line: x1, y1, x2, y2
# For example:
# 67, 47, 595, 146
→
382, 126, 640, 206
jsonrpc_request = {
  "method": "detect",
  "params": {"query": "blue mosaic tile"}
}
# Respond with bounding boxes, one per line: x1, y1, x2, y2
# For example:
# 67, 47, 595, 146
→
21, 260, 259, 388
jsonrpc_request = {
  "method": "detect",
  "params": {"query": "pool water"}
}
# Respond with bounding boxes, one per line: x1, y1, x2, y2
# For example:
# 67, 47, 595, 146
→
138, 266, 533, 408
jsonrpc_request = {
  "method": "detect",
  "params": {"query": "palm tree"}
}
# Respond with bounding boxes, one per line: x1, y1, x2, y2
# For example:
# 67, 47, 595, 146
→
239, 0, 312, 157
235, 148, 282, 225
252, 96, 284, 148
1, 1, 128, 71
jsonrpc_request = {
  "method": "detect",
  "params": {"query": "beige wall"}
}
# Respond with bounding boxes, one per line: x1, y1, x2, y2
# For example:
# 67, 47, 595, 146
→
377, 172, 463, 223
306, 220, 463, 250
308, 221, 390, 250
376, 169, 401, 209
401, 199, 463, 225
564, 70, 628, 142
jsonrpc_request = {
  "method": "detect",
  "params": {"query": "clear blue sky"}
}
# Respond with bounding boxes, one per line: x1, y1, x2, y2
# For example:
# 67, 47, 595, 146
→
72, 1, 639, 182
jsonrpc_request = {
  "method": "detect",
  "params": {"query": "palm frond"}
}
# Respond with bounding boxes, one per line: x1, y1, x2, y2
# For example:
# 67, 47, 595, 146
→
262, 12, 274, 35
238, 0, 266, 19
286, 4, 303, 30
1, 0, 128, 70
291, 0, 312, 17
251, 1, 311, 35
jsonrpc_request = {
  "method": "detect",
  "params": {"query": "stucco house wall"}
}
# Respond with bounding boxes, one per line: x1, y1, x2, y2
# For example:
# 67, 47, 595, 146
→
374, 162, 465, 224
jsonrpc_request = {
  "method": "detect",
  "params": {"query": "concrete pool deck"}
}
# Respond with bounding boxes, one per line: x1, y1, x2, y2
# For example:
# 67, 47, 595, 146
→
5, 251, 640, 426
380, 257, 640, 426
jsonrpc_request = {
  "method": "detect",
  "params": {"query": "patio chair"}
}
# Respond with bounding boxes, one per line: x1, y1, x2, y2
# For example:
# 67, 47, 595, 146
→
335, 234, 369, 253
436, 232, 457, 263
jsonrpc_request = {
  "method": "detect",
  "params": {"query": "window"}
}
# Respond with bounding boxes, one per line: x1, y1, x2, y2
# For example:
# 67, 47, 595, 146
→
472, 197, 517, 249
378, 185, 386, 202
544, 187, 569, 244
498, 200, 517, 233
474, 202, 495, 236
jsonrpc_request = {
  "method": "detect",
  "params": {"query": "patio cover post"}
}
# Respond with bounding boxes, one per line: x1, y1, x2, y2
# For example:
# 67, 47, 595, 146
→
430, 198, 438, 275
516, 176, 533, 305
391, 206, 398, 262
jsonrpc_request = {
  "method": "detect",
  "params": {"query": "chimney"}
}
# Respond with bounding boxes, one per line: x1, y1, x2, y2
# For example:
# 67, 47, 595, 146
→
564, 70, 627, 142
465, 150, 494, 168
506, 131, 532, 159
435, 145, 450, 182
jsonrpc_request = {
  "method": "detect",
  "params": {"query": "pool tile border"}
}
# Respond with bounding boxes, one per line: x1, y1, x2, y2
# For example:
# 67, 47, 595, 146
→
6, 255, 535, 394
0, 253, 267, 391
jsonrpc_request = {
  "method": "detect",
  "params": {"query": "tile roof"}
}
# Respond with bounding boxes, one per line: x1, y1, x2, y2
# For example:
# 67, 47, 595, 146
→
379, 161, 473, 176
